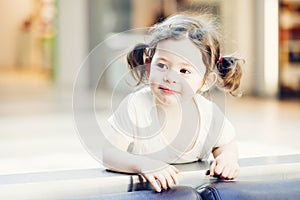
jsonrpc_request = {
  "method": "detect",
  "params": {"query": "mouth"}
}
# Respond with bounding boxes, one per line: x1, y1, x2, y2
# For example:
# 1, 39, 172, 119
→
158, 86, 177, 95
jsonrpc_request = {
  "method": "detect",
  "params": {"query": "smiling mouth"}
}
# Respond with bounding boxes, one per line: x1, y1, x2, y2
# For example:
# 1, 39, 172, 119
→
159, 86, 177, 95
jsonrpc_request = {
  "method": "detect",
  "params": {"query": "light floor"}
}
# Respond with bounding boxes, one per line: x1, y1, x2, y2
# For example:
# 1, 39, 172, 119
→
0, 69, 300, 175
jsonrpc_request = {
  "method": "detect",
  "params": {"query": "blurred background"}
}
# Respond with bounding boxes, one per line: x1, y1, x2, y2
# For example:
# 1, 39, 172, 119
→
0, 0, 300, 175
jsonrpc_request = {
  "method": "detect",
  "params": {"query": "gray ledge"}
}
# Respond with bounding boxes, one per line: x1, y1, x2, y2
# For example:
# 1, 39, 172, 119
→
0, 154, 300, 199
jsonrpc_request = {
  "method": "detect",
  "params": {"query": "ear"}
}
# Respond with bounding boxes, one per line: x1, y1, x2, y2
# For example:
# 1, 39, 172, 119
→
199, 72, 217, 92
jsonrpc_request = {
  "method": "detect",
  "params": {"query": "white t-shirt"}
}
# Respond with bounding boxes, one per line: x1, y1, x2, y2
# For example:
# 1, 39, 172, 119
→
107, 87, 235, 164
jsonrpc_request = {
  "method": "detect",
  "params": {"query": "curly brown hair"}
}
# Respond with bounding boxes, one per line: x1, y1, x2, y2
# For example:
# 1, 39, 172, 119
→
127, 13, 243, 95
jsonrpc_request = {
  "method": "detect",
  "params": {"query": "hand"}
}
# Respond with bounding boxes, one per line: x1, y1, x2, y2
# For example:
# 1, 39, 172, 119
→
140, 160, 179, 192
209, 153, 239, 180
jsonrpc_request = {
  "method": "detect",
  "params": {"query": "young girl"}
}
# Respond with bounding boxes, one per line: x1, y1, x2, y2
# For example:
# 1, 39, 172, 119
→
103, 13, 242, 192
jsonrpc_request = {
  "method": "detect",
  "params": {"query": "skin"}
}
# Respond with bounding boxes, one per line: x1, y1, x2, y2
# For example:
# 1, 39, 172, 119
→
149, 39, 205, 105
103, 38, 239, 192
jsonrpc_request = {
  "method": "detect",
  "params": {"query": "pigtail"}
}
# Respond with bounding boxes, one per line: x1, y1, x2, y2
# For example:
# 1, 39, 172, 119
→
216, 56, 243, 96
127, 43, 150, 85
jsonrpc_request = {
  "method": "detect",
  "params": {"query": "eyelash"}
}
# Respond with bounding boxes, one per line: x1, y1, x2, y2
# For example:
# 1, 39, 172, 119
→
156, 63, 191, 74
157, 63, 168, 70
180, 68, 191, 74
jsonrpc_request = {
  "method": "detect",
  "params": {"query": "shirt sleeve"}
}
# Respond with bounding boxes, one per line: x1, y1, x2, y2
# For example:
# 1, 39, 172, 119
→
191, 96, 236, 159
212, 103, 236, 148
214, 117, 236, 147
106, 94, 136, 151
201, 100, 236, 154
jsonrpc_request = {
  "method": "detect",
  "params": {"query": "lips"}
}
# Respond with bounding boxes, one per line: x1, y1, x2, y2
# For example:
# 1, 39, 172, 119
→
159, 86, 177, 94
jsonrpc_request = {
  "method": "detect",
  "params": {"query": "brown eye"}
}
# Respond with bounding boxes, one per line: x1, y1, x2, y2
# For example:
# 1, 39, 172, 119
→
180, 68, 191, 74
157, 63, 168, 70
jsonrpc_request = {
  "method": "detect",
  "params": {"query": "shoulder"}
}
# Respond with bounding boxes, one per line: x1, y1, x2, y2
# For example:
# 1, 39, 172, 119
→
108, 87, 153, 138
194, 93, 215, 106
194, 94, 215, 116
194, 93, 229, 135
124, 87, 154, 114
194, 94, 225, 117
121, 87, 154, 125
114, 87, 152, 111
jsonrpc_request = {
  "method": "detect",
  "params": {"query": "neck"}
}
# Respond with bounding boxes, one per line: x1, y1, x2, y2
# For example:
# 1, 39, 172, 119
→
155, 98, 196, 115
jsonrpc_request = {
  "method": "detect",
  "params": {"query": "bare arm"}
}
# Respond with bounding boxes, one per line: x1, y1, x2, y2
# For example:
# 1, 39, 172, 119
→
212, 139, 238, 159
209, 139, 239, 179
102, 145, 179, 192
103, 145, 155, 173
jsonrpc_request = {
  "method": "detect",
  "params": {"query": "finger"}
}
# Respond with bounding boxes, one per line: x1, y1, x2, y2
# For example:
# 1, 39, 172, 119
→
214, 162, 224, 175
223, 168, 234, 180
229, 164, 239, 179
232, 168, 239, 179
155, 174, 167, 190
209, 160, 217, 176
171, 173, 179, 185
170, 165, 180, 174
167, 167, 179, 185
228, 169, 236, 180
220, 166, 231, 179
227, 165, 240, 179
146, 175, 161, 192
163, 172, 174, 188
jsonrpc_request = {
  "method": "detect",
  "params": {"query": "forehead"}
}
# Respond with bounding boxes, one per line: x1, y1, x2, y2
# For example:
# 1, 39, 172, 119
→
154, 38, 203, 67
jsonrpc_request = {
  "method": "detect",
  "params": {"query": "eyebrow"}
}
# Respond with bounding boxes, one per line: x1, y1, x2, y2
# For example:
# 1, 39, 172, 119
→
179, 63, 192, 68
156, 57, 169, 63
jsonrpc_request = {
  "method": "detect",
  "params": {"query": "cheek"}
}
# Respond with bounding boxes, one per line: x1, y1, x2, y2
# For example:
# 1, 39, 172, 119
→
149, 68, 163, 84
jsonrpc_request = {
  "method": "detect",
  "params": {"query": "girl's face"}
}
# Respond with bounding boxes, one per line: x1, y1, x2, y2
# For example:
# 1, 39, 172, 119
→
149, 38, 206, 105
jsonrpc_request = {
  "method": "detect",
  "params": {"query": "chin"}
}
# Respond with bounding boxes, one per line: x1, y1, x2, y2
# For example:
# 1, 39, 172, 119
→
158, 94, 182, 105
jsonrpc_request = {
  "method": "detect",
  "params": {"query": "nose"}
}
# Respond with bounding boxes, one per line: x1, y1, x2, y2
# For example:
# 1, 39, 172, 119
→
163, 70, 177, 84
